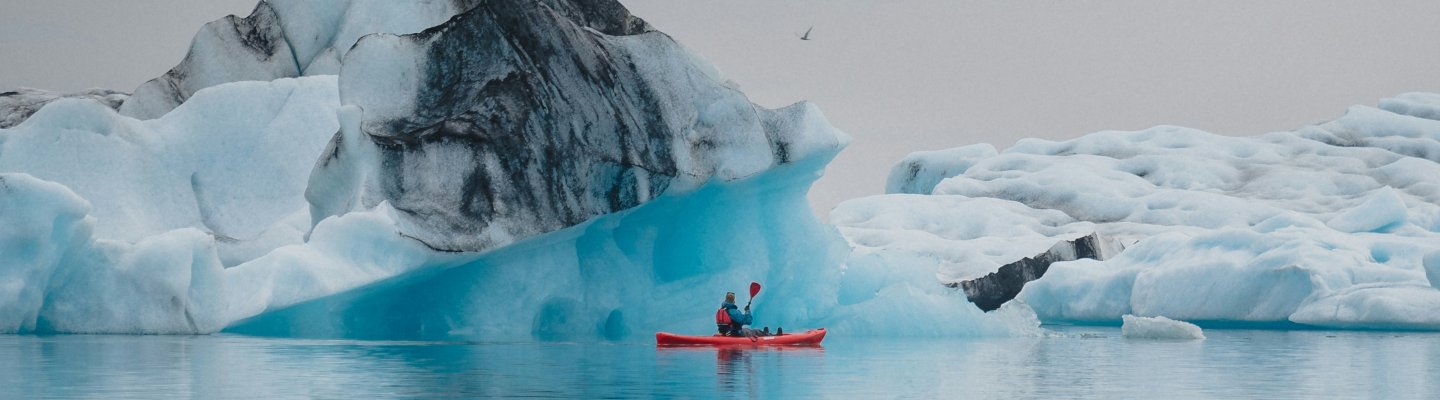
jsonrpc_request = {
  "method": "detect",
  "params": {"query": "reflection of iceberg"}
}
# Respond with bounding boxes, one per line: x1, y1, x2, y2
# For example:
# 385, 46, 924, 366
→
837, 92, 1440, 330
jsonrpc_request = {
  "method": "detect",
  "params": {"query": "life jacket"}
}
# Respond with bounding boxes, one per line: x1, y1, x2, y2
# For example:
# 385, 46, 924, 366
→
715, 307, 733, 325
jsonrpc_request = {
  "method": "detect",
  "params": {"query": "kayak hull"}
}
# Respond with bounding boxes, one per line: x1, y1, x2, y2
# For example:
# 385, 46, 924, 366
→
655, 328, 826, 346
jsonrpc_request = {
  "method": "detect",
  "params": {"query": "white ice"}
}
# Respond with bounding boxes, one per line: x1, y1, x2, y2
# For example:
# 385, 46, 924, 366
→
0, 77, 345, 333
2, 76, 341, 262
837, 93, 1440, 331
1121, 315, 1205, 340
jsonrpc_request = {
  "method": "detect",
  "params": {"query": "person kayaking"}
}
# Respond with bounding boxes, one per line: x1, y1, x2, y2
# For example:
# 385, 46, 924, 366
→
716, 292, 754, 336
716, 291, 783, 337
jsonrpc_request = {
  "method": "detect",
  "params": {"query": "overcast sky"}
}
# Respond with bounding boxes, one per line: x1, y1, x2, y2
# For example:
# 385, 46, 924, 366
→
4, 1, 1439, 218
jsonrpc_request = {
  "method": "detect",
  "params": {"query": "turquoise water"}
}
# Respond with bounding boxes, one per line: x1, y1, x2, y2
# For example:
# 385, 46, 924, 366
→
3, 327, 1437, 399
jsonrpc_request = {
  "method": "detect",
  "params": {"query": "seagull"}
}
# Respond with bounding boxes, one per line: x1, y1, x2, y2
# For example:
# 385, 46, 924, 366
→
799, 26, 813, 41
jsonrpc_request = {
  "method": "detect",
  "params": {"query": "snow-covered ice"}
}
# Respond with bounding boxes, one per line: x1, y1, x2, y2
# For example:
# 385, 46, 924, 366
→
837, 93, 1440, 331
2, 76, 341, 261
1121, 315, 1205, 340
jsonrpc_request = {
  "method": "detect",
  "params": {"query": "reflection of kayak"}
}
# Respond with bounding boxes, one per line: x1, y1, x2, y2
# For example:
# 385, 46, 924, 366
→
655, 328, 826, 346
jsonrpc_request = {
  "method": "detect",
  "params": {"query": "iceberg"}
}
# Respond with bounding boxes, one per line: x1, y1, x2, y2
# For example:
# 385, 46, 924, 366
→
1121, 315, 1205, 340
227, 0, 1043, 339
1, 0, 1040, 340
838, 93, 1440, 330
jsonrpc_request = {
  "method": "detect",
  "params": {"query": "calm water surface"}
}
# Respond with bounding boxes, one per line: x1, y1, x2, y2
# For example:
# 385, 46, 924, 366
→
2, 327, 1437, 399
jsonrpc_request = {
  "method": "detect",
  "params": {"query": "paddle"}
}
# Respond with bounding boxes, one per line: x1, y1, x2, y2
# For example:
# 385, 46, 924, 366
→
745, 281, 761, 310
745, 281, 763, 341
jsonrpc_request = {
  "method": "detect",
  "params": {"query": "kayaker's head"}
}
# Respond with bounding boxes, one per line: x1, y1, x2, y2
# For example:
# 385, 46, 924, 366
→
725, 292, 736, 304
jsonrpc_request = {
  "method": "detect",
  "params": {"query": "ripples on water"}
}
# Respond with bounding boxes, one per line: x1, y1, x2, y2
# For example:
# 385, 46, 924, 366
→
2, 327, 1437, 399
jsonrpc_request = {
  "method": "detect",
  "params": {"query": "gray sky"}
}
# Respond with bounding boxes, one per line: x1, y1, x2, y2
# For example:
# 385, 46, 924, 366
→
5, 1, 1439, 219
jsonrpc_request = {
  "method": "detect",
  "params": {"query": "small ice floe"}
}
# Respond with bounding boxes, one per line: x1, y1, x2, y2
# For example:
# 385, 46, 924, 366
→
1121, 315, 1205, 340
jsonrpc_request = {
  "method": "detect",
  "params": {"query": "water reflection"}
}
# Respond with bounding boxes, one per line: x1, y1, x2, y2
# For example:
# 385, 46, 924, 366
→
655, 345, 826, 398
1, 329, 1437, 398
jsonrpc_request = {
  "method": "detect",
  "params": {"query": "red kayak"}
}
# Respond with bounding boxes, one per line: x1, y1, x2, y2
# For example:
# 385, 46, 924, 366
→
655, 328, 826, 346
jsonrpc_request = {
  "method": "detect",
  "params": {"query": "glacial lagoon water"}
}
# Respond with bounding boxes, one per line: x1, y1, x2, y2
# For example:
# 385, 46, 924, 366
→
3, 327, 1437, 399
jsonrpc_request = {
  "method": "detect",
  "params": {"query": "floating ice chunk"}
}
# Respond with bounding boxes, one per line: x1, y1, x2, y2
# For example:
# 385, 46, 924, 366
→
1327, 187, 1409, 233
1122, 315, 1205, 340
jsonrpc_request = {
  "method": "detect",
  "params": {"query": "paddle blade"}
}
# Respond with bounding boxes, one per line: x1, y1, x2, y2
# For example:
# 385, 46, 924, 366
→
749, 282, 761, 298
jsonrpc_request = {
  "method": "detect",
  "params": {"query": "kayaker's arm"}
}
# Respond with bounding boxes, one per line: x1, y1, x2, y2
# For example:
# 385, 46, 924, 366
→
730, 308, 753, 325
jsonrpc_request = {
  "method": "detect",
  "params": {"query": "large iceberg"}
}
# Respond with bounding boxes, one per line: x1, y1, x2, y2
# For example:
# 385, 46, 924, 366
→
1, 0, 1040, 339
839, 92, 1440, 330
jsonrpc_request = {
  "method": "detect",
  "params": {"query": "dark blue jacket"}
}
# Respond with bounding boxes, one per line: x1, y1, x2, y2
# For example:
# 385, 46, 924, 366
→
721, 301, 752, 326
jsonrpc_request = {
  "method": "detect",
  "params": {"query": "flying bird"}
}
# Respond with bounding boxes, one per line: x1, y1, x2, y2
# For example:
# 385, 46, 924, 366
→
799, 26, 813, 41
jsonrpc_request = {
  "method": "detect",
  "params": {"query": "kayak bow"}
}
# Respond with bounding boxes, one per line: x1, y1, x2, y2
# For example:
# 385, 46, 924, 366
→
655, 328, 826, 346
